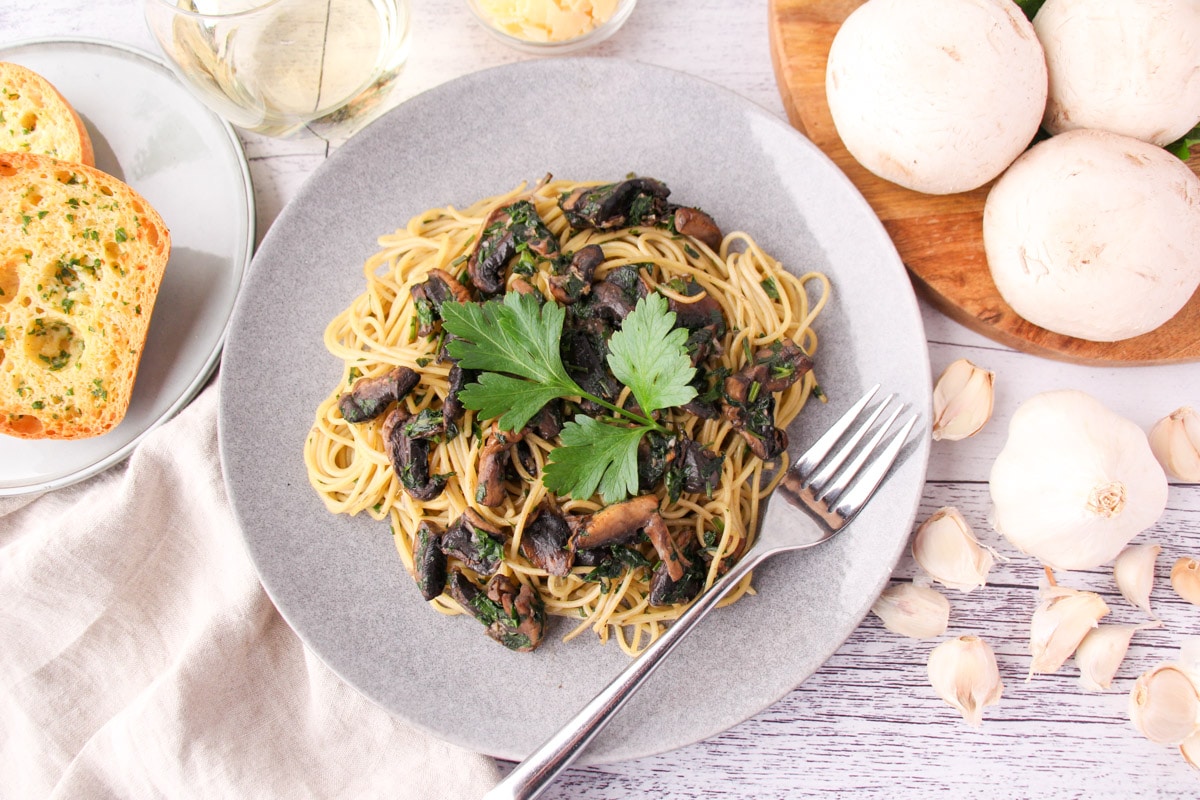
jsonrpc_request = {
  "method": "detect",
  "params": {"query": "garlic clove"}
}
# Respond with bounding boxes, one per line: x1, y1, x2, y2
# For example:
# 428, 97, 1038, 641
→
1172, 558, 1200, 606
871, 582, 951, 639
1129, 664, 1200, 746
1148, 406, 1200, 482
1182, 733, 1200, 769
932, 358, 995, 441
1075, 622, 1161, 692
927, 635, 1004, 727
1113, 543, 1161, 618
1029, 586, 1109, 677
912, 506, 995, 593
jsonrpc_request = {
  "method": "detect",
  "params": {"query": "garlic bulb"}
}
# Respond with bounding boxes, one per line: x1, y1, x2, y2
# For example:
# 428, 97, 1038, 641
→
911, 507, 995, 592
1172, 558, 1200, 606
1113, 543, 1161, 617
932, 358, 995, 441
989, 390, 1169, 570
1029, 586, 1109, 676
1130, 664, 1200, 746
927, 635, 1003, 727
1075, 622, 1160, 692
1148, 406, 1200, 482
871, 582, 951, 639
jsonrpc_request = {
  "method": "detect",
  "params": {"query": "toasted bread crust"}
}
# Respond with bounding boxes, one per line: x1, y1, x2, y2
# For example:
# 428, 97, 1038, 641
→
0, 62, 94, 166
0, 153, 170, 439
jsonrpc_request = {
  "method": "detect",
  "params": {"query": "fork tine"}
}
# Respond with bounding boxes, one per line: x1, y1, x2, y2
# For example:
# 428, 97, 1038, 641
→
827, 413, 919, 522
807, 393, 896, 497
792, 383, 879, 479
817, 401, 904, 503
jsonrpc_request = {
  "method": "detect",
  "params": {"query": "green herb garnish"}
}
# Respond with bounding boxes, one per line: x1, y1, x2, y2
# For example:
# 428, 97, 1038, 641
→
443, 291, 698, 502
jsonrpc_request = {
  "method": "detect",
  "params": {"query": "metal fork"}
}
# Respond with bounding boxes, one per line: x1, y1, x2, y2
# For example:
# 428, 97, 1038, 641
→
484, 384, 918, 800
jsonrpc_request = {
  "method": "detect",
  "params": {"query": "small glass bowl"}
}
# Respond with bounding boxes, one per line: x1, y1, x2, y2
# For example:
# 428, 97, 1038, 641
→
465, 0, 637, 55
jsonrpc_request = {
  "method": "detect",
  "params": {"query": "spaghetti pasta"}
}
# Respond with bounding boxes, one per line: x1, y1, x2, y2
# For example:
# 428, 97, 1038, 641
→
304, 177, 830, 656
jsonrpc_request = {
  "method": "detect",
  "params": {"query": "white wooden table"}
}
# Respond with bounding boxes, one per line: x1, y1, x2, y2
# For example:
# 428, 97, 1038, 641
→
8, 1, 1199, 796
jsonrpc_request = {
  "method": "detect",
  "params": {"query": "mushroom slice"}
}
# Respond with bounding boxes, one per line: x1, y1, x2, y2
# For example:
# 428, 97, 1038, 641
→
672, 206, 723, 251
410, 268, 472, 336
382, 408, 449, 501
661, 277, 726, 337
648, 533, 705, 607
467, 199, 559, 296
476, 423, 526, 507
413, 521, 448, 601
746, 339, 813, 392
401, 408, 446, 441
482, 574, 547, 652
559, 178, 671, 230
528, 400, 563, 440
440, 509, 507, 576
442, 363, 475, 436
718, 340, 812, 461
570, 494, 661, 551
337, 366, 420, 423
721, 373, 789, 461
582, 264, 651, 323
447, 568, 483, 613
644, 513, 692, 581
637, 431, 677, 491
548, 244, 604, 304
447, 570, 546, 652
665, 438, 724, 501
520, 502, 573, 577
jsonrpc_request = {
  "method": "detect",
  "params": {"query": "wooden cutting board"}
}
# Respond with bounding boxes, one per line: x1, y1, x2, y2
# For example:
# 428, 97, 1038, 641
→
767, 0, 1200, 365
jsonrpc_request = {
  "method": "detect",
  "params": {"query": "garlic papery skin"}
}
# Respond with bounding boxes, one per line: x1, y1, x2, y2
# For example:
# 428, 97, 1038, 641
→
1172, 558, 1200, 606
1075, 622, 1161, 692
927, 635, 1003, 727
1029, 586, 1109, 677
1113, 543, 1161, 618
989, 389, 1169, 570
871, 583, 951, 639
911, 506, 994, 593
1129, 664, 1200, 746
931, 358, 995, 441
1148, 406, 1200, 482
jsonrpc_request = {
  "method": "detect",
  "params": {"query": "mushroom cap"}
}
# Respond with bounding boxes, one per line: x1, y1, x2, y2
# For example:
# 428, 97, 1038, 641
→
1035, 0, 1200, 146
983, 129, 1200, 342
825, 0, 1047, 195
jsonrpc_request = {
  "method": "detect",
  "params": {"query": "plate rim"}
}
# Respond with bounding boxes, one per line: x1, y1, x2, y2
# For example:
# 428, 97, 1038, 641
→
0, 35, 256, 496
218, 55, 932, 763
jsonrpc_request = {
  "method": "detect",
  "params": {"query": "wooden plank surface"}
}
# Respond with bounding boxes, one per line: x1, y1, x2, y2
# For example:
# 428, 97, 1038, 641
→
768, 0, 1200, 366
8, 1, 1200, 797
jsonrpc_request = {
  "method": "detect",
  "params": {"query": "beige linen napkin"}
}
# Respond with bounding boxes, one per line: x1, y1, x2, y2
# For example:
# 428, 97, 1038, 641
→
0, 384, 500, 799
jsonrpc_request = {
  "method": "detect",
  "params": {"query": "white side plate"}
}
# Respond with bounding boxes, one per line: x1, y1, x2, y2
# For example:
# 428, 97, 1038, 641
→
0, 38, 254, 495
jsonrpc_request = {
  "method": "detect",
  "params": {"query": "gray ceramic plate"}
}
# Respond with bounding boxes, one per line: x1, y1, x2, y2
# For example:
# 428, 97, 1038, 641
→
219, 58, 931, 764
0, 38, 254, 495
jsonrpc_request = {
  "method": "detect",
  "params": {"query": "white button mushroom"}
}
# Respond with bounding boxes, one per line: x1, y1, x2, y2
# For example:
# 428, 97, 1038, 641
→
983, 128, 1200, 342
824, 0, 1047, 195
1034, 0, 1200, 147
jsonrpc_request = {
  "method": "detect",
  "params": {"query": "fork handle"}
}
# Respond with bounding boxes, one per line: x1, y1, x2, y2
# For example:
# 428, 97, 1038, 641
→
483, 545, 777, 800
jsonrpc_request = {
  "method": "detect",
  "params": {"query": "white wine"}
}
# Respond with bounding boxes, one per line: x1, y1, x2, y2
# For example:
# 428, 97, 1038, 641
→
146, 0, 411, 136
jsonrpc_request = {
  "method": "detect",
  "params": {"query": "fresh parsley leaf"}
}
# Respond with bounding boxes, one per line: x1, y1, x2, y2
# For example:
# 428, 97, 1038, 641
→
606, 293, 696, 414
442, 292, 585, 431
543, 416, 647, 503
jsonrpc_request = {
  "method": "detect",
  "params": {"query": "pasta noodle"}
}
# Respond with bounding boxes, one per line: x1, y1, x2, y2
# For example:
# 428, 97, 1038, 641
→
304, 178, 830, 656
